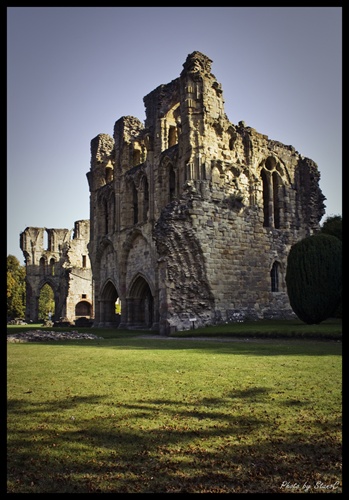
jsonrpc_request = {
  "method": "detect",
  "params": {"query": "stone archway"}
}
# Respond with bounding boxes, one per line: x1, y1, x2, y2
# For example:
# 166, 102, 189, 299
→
127, 275, 154, 329
99, 280, 120, 327
75, 300, 92, 318
38, 282, 55, 322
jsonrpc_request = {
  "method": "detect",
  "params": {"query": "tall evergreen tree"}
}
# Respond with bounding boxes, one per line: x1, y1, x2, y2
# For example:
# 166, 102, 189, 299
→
320, 215, 342, 317
285, 234, 342, 324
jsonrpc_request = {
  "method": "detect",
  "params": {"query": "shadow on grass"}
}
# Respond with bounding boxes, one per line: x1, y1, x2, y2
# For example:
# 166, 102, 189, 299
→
18, 336, 342, 357
7, 390, 342, 493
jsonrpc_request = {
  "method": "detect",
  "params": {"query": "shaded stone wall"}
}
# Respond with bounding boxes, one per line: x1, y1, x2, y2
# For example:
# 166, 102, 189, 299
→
87, 51, 325, 334
20, 220, 93, 323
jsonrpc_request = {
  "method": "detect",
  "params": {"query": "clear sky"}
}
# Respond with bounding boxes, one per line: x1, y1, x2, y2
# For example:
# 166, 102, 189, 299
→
7, 6, 342, 264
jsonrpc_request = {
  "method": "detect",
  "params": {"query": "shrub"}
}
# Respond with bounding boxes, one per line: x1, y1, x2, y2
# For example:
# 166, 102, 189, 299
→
285, 233, 342, 324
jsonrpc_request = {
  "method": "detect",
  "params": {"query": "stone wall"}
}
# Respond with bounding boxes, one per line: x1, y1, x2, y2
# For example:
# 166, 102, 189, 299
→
87, 51, 326, 334
20, 220, 93, 324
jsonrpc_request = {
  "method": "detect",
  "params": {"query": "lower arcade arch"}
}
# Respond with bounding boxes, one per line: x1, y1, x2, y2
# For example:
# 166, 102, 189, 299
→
126, 275, 154, 329
38, 282, 55, 322
99, 280, 121, 326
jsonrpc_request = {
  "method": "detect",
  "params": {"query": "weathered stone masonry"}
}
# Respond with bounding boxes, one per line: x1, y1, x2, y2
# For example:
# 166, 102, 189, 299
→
87, 51, 325, 335
20, 220, 93, 323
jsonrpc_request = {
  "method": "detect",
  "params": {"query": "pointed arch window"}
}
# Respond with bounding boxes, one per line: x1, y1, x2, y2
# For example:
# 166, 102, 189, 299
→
133, 149, 141, 167
261, 169, 270, 227
272, 172, 280, 229
39, 257, 46, 274
50, 258, 55, 276
133, 183, 138, 224
169, 166, 176, 202
168, 126, 177, 148
261, 157, 283, 229
143, 177, 149, 222
104, 198, 109, 235
270, 262, 280, 292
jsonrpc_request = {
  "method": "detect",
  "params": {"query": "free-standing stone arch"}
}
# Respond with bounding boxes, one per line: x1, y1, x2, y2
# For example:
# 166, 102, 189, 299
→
20, 220, 93, 324
37, 281, 56, 322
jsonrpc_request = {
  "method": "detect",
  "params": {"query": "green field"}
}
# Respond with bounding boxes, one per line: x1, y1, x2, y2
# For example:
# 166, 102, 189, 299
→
7, 323, 342, 493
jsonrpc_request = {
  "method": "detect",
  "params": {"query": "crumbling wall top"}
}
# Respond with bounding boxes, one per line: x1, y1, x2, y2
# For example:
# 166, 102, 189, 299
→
90, 133, 114, 167
181, 51, 213, 76
113, 116, 144, 144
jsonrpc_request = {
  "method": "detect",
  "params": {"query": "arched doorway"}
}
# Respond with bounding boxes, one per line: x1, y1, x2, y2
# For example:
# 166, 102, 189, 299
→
38, 282, 55, 322
75, 300, 92, 318
99, 280, 120, 327
127, 276, 154, 329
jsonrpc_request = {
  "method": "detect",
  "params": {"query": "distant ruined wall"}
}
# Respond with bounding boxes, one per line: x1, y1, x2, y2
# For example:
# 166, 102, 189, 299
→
20, 220, 93, 323
86, 51, 325, 334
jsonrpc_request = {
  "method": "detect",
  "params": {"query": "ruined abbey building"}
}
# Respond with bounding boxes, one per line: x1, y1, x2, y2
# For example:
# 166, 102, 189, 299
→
87, 51, 325, 335
20, 220, 93, 324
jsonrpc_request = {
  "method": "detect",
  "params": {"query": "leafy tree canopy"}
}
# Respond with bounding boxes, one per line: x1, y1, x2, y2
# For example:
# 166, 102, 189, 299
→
38, 284, 55, 321
320, 214, 342, 241
7, 255, 26, 319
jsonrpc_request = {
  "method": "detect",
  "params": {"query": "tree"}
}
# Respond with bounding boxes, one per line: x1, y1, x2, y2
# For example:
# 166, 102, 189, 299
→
7, 255, 26, 320
320, 214, 342, 241
320, 215, 342, 318
285, 234, 342, 324
38, 284, 55, 322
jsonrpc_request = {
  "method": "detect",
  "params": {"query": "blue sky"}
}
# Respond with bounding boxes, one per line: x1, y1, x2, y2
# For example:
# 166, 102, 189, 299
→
7, 7, 342, 264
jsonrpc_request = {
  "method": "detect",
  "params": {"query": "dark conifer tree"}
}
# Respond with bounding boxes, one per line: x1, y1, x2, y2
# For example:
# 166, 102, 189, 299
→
285, 234, 342, 324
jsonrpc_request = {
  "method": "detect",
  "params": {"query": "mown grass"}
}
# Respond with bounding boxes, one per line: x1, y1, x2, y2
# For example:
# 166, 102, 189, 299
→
7, 317, 342, 340
171, 318, 342, 340
7, 322, 342, 493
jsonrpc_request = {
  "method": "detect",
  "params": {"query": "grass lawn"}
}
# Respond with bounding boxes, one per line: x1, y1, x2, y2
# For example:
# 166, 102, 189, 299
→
7, 322, 342, 493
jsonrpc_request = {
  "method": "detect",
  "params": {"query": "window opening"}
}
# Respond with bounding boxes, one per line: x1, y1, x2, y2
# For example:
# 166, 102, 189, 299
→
261, 169, 270, 227
273, 172, 280, 229
271, 262, 279, 292
168, 126, 177, 148
50, 258, 55, 276
133, 183, 138, 224
143, 177, 149, 222
169, 166, 176, 201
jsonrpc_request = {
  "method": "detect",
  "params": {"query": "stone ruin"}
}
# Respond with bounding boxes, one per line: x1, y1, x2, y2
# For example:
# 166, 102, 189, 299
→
20, 219, 93, 325
19, 52, 326, 334
86, 51, 326, 335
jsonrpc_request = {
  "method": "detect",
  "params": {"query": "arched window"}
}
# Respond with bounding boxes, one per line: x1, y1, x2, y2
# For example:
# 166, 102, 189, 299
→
261, 157, 284, 229
39, 257, 46, 274
143, 177, 149, 222
105, 166, 113, 183
169, 166, 176, 201
133, 149, 141, 166
104, 198, 109, 234
272, 172, 280, 229
50, 258, 55, 276
168, 126, 177, 147
133, 183, 138, 224
261, 169, 270, 227
270, 262, 280, 292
